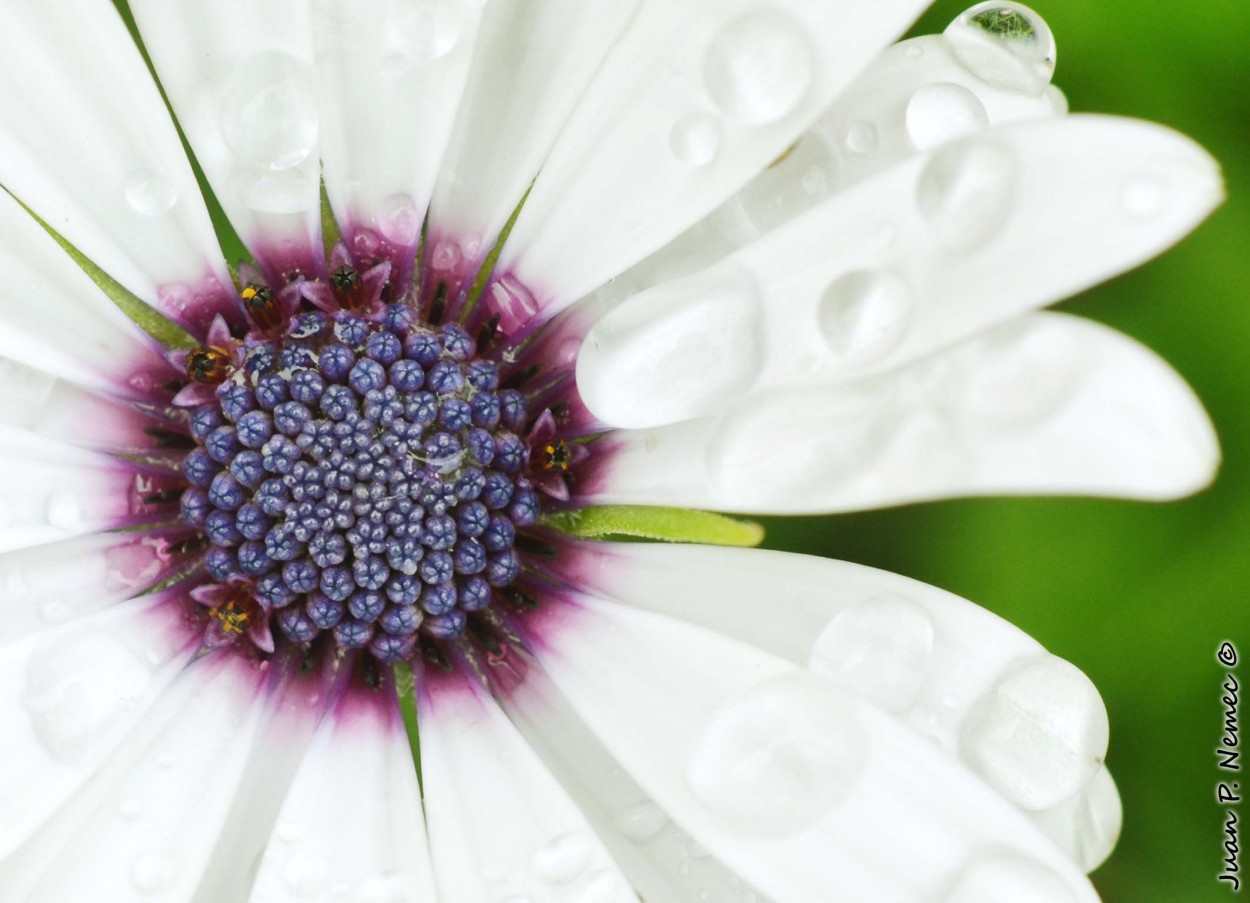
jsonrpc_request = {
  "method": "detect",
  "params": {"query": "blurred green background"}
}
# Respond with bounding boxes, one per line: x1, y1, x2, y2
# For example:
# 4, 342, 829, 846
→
761, 3, 1247, 900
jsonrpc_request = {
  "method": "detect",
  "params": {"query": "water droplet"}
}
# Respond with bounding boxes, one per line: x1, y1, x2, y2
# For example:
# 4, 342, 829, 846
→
130, 851, 174, 892
903, 43, 924, 60
960, 655, 1109, 810
45, 491, 87, 531
916, 139, 1020, 251
670, 114, 722, 168
906, 83, 989, 151
809, 594, 935, 713
118, 798, 144, 820
687, 672, 865, 835
220, 52, 318, 171
944, 852, 1076, 902
817, 269, 913, 367
125, 169, 178, 216
378, 194, 422, 246
533, 831, 593, 884
23, 634, 154, 764
393, 0, 463, 66
577, 270, 762, 428
614, 801, 669, 843
703, 11, 814, 125
1122, 175, 1167, 219
945, 2, 1056, 95
844, 121, 879, 155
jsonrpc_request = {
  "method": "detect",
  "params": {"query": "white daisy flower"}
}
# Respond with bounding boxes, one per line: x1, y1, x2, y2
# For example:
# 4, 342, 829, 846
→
0, 1, 1220, 901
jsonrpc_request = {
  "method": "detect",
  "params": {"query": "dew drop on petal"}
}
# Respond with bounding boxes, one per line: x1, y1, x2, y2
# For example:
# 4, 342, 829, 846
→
960, 655, 1109, 811
220, 52, 319, 171
393, 0, 463, 66
703, 10, 814, 126
124, 168, 178, 216
378, 193, 422, 245
130, 851, 175, 893
614, 801, 669, 843
686, 672, 865, 835
817, 269, 913, 367
533, 831, 593, 884
943, 852, 1076, 903
906, 83, 989, 150
670, 114, 722, 168
945, 2, 1056, 95
809, 594, 935, 713
916, 138, 1020, 252
844, 121, 879, 155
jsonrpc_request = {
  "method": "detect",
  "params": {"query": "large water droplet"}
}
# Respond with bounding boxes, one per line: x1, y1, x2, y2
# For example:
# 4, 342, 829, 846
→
670, 114, 722, 168
393, 0, 463, 66
130, 851, 174, 893
916, 139, 1020, 251
220, 52, 319, 171
687, 672, 865, 835
577, 270, 762, 428
703, 11, 814, 126
906, 83, 989, 150
945, 2, 1056, 95
817, 269, 913, 367
533, 831, 593, 884
943, 852, 1076, 902
125, 169, 178, 216
378, 194, 422, 245
23, 634, 156, 764
614, 801, 669, 843
809, 594, 935, 713
960, 655, 1109, 810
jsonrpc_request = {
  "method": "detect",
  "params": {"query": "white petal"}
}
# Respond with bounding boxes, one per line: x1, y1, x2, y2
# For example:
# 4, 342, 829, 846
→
312, 0, 484, 281
248, 680, 436, 903
528, 593, 1099, 900
0, 0, 235, 335
1034, 765, 1123, 873
592, 313, 1219, 512
495, 0, 931, 322
577, 115, 1222, 428
0, 188, 174, 396
565, 542, 1112, 824
420, 672, 632, 902
0, 427, 151, 553
425, 0, 639, 286
0, 594, 195, 862
0, 533, 176, 649
0, 655, 267, 901
129, 0, 323, 278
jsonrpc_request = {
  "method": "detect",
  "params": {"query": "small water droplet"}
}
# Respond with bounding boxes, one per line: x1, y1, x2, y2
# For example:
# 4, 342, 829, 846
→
45, 491, 87, 531
130, 851, 174, 892
125, 169, 178, 216
614, 801, 669, 843
906, 83, 989, 150
916, 138, 1020, 251
687, 672, 865, 835
903, 43, 924, 60
275, 823, 301, 844
960, 655, 1109, 810
809, 594, 934, 712
945, 2, 1056, 95
703, 10, 814, 125
844, 121, 879, 155
670, 114, 722, 168
378, 194, 421, 245
944, 852, 1076, 902
1122, 175, 1167, 219
393, 0, 463, 66
220, 52, 318, 171
817, 269, 913, 367
533, 831, 593, 884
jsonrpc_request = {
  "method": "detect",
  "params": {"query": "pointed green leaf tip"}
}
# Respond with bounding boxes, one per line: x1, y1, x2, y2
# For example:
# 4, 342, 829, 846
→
544, 505, 765, 547
17, 194, 197, 350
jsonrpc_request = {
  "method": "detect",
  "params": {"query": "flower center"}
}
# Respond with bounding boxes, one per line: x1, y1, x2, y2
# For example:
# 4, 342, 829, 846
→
178, 305, 541, 664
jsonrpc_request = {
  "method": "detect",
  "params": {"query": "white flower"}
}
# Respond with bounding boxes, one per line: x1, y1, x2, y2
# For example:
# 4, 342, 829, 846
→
0, 1, 1220, 901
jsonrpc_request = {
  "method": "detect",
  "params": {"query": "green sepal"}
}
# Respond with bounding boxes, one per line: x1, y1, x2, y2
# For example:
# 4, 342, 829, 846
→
19, 197, 197, 350
393, 660, 424, 791
543, 505, 765, 548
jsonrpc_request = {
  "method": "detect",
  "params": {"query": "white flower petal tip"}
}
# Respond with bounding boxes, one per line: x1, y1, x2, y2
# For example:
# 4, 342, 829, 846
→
576, 114, 1222, 431
420, 671, 635, 903
592, 313, 1220, 512
561, 542, 1123, 877
531, 591, 1101, 901
496, 0, 934, 322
